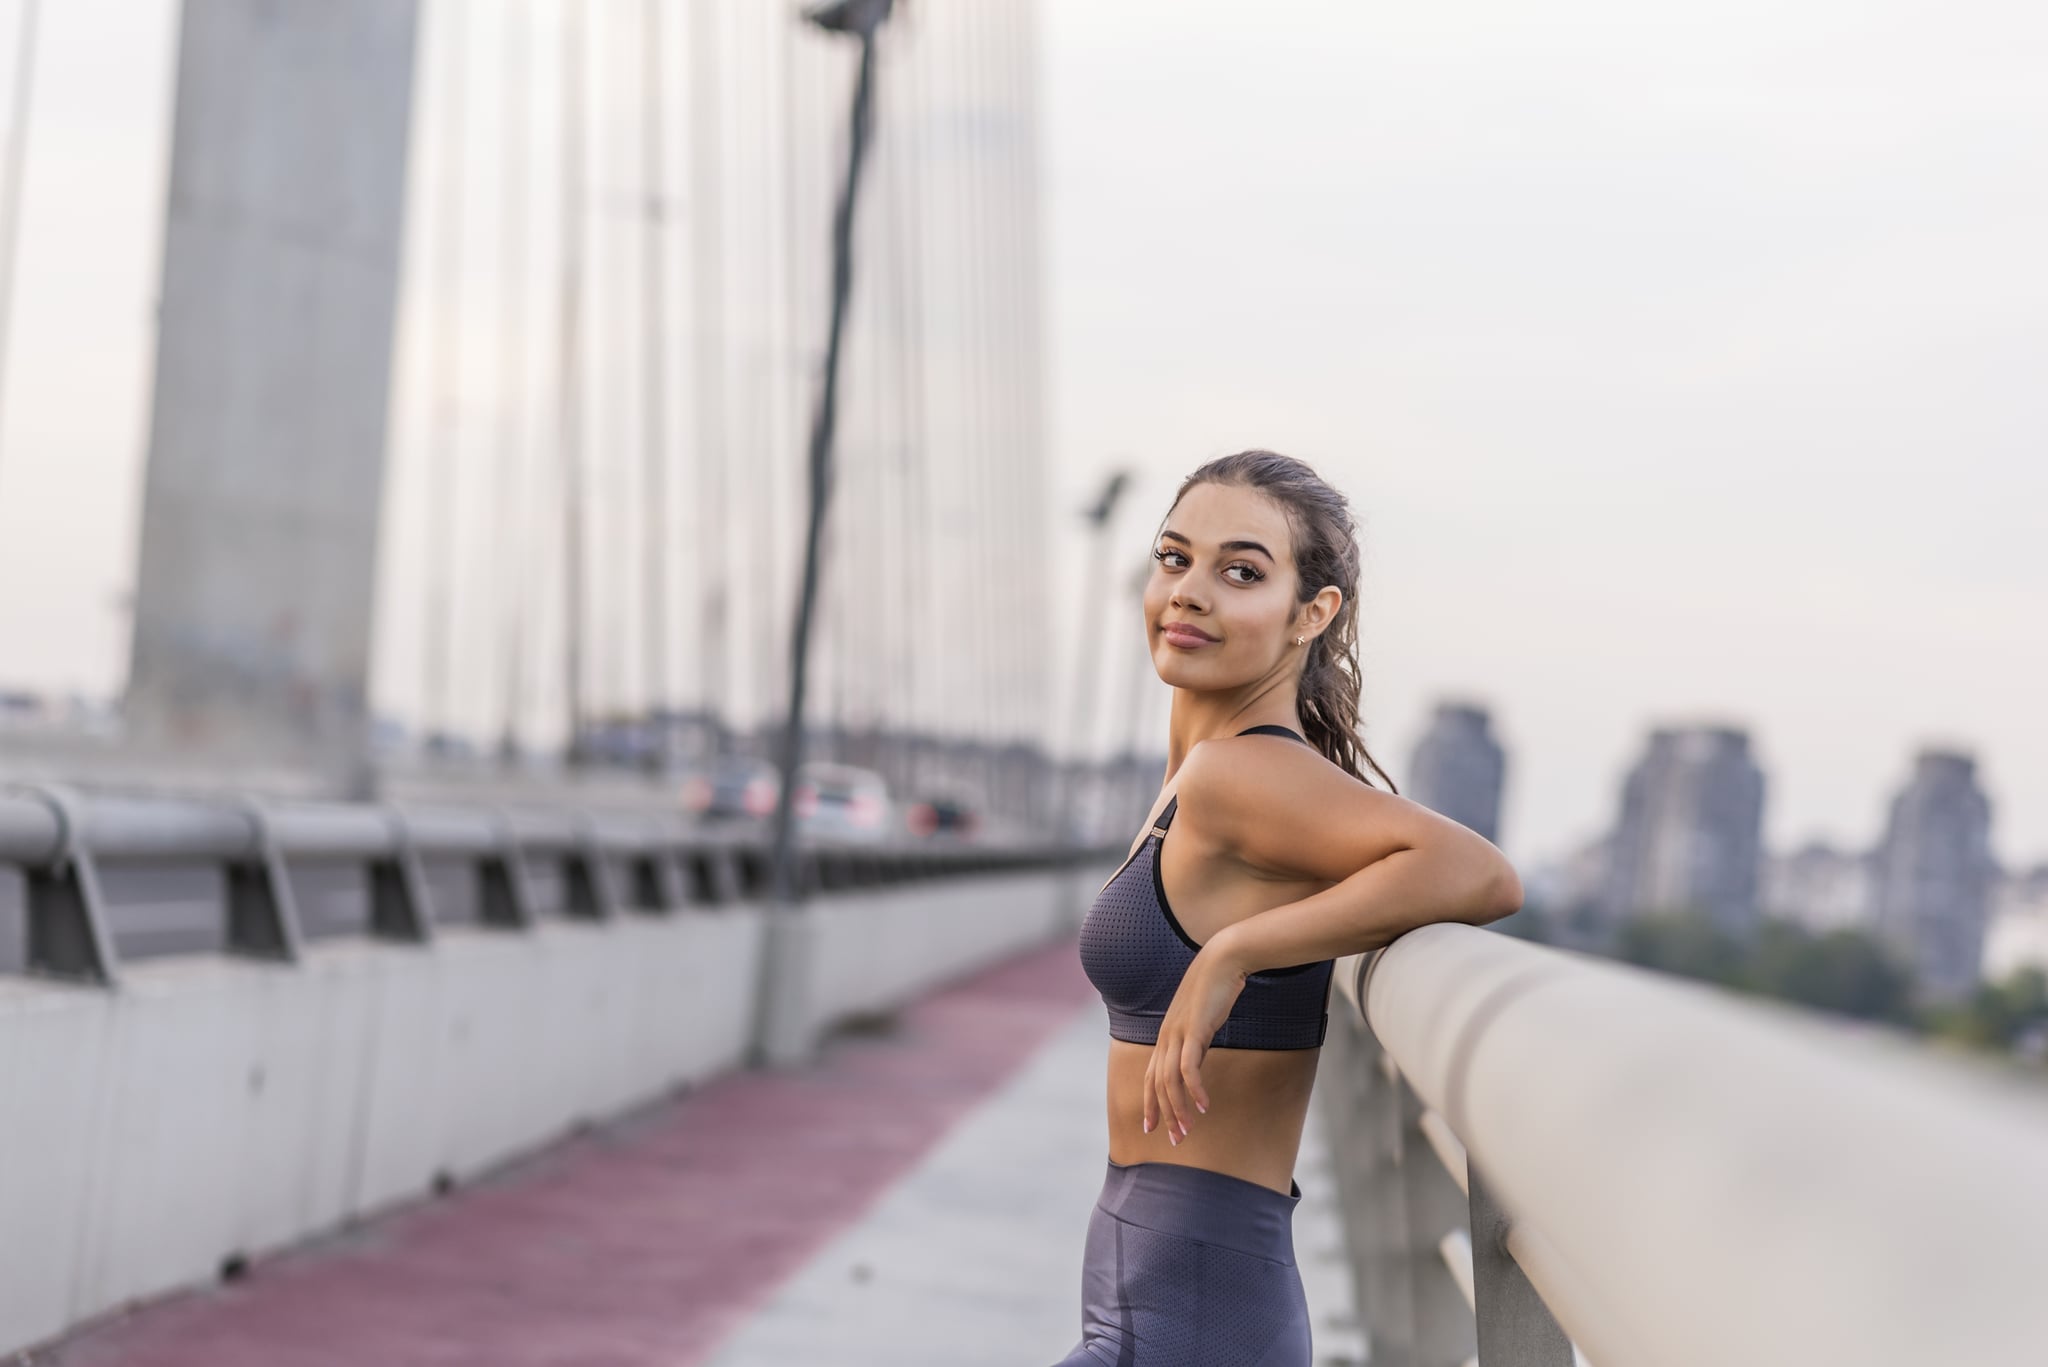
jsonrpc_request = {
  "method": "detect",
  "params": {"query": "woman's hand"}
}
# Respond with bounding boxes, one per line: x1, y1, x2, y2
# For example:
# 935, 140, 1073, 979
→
1144, 940, 1249, 1145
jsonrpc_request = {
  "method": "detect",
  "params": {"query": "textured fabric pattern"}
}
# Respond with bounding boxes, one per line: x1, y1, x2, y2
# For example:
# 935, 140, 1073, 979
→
1049, 1158, 1312, 1367
1076, 725, 1333, 1051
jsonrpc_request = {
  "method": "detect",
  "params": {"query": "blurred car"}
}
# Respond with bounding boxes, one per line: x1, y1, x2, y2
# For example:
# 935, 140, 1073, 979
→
793, 762, 893, 842
681, 754, 782, 823
903, 793, 979, 839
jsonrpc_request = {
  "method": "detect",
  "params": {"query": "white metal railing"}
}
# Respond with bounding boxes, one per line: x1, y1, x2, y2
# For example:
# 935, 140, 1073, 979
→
1325, 923, 2048, 1367
0, 783, 1102, 984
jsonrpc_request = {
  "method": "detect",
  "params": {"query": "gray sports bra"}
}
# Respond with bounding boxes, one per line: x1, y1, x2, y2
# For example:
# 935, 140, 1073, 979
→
1076, 725, 1333, 1050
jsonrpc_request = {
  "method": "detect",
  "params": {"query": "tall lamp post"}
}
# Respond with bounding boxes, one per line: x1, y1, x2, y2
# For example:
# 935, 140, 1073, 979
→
766, 0, 891, 906
756, 0, 892, 1068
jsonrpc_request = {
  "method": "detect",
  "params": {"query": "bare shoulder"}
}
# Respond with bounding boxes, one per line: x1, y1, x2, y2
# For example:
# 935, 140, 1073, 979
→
1176, 730, 1487, 885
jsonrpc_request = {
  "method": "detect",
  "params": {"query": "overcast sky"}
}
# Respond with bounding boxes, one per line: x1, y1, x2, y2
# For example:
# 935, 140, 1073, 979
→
0, 0, 2042, 871
1041, 0, 2048, 870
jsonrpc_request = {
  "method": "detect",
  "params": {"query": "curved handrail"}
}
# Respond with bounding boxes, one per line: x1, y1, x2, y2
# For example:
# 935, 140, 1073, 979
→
1333, 925, 2048, 1366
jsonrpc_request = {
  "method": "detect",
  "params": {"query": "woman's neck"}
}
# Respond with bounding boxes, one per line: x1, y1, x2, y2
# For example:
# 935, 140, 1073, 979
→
1162, 687, 1302, 780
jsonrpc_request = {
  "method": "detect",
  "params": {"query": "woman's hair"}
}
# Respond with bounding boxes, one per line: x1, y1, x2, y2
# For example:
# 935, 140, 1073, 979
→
1165, 450, 1399, 793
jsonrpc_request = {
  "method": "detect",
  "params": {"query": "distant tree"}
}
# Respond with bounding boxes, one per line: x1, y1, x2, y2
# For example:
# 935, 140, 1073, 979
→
1613, 909, 1746, 989
1607, 911, 1916, 1025
1580, 907, 2048, 1060
1920, 967, 2048, 1051
1743, 923, 1915, 1025
1551, 901, 1611, 953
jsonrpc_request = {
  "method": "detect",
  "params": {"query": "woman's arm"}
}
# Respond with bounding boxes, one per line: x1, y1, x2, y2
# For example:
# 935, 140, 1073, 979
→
1208, 841, 1520, 976
1187, 733, 1523, 914
1196, 795, 1523, 979
1140, 735, 1521, 1144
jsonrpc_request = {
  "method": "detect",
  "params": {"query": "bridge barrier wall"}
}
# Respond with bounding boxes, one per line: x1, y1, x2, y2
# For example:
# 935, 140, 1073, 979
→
0, 787, 1106, 1359
802, 871, 1074, 1033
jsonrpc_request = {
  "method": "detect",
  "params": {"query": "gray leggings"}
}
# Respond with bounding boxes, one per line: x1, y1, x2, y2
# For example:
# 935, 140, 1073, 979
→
1050, 1156, 1312, 1367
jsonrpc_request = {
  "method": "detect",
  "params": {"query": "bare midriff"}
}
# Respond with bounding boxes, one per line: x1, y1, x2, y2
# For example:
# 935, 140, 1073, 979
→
1105, 1038, 1318, 1196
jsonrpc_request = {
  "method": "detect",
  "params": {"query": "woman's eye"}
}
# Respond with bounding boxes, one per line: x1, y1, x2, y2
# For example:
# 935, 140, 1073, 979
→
1153, 548, 1261, 583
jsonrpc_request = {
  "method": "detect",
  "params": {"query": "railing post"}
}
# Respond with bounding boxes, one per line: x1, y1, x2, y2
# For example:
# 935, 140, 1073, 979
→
479, 812, 536, 928
1469, 1161, 1574, 1366
226, 800, 305, 962
1330, 978, 1504, 1367
1318, 1004, 1400, 1360
369, 806, 435, 942
629, 847, 680, 911
561, 821, 617, 920
17, 784, 119, 985
690, 846, 742, 906
1398, 1064, 1480, 1367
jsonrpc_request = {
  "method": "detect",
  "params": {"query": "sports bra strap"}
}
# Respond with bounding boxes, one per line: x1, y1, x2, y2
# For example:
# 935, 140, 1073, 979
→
1154, 795, 1179, 833
1153, 725, 1306, 833
1236, 723, 1308, 741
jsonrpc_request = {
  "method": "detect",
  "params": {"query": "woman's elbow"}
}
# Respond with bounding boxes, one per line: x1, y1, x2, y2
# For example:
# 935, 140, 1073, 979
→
1472, 858, 1523, 925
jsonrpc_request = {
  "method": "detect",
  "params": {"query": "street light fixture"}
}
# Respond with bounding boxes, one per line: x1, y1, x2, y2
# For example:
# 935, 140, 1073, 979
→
753, 0, 897, 1071
766, 0, 895, 909
803, 0, 893, 36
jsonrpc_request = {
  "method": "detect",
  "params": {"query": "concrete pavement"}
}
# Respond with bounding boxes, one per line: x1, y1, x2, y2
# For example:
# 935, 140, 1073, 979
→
703, 995, 1366, 1367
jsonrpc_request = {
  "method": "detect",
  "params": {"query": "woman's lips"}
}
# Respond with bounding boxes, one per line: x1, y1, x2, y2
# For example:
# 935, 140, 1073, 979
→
1161, 624, 1217, 649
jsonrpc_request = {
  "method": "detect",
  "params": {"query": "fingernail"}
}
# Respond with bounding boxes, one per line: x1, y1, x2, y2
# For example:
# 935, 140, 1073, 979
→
1168, 1131, 1178, 1146
1196, 1102, 1206, 1114
1142, 1117, 1151, 1133
1179, 1120, 1188, 1137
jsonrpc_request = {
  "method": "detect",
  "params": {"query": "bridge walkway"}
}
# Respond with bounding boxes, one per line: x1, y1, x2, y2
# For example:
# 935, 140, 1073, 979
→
32, 936, 1362, 1367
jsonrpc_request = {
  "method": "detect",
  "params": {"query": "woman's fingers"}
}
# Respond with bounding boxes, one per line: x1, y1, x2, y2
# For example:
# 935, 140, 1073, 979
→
1147, 1030, 1212, 1146
1153, 1044, 1189, 1143
1148, 1060, 1169, 1142
1181, 1039, 1210, 1115
1162, 1054, 1195, 1141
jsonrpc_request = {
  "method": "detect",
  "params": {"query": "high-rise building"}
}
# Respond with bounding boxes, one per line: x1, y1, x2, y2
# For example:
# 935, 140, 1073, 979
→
1405, 701, 1506, 844
1872, 750, 1997, 1003
1602, 725, 1766, 936
1761, 841, 1878, 934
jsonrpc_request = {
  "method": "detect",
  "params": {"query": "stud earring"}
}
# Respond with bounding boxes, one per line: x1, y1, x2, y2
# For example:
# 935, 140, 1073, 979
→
1295, 635, 1305, 646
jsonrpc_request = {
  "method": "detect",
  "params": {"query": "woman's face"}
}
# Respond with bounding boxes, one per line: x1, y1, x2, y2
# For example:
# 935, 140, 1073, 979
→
1142, 481, 1304, 687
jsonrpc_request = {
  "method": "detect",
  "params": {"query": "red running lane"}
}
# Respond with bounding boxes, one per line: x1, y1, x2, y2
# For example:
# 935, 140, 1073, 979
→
42, 934, 1097, 1367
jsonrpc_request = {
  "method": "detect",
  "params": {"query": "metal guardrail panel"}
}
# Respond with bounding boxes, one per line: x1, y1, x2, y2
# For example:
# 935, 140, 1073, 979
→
2, 786, 1119, 980
75, 797, 260, 862
266, 803, 399, 859
390, 806, 501, 855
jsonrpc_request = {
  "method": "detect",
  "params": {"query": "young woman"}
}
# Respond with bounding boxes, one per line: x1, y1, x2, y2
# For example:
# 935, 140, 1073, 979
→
1053, 450, 1522, 1366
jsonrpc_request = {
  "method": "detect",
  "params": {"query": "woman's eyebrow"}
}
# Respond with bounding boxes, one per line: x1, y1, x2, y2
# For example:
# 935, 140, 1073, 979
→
1159, 528, 1275, 560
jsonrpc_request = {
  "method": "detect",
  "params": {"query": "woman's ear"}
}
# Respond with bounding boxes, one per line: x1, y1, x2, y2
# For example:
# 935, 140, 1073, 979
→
1305, 585, 1342, 636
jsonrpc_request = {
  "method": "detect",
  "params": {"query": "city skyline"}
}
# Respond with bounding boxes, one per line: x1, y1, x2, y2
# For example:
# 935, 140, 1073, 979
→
1413, 700, 2031, 998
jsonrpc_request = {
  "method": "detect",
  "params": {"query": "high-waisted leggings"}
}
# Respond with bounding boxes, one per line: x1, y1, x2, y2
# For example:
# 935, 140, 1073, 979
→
1049, 1156, 1311, 1367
